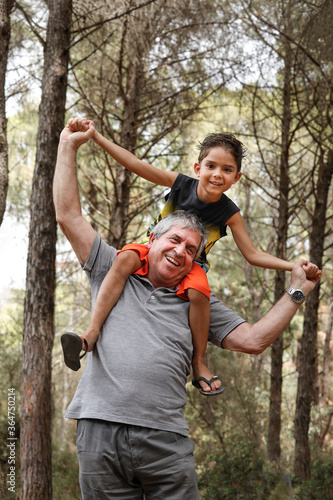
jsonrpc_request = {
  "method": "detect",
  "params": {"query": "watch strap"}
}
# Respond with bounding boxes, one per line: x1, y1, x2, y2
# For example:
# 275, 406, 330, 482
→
285, 286, 305, 304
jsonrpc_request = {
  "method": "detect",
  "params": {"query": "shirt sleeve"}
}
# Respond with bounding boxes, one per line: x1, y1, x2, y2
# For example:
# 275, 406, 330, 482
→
81, 232, 118, 285
209, 292, 246, 347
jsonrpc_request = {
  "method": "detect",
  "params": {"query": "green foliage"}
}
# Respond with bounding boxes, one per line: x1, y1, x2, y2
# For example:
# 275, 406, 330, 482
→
7, 103, 38, 222
197, 441, 280, 499
52, 446, 81, 500
294, 458, 333, 500
186, 347, 270, 449
0, 436, 20, 500
0, 288, 23, 405
197, 445, 333, 499
0, 290, 23, 498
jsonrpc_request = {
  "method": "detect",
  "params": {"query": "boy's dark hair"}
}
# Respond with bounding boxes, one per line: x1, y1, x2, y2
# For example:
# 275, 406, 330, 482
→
197, 133, 247, 172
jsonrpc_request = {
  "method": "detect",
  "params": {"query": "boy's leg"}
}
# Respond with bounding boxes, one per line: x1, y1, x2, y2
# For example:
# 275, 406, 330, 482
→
81, 250, 142, 350
187, 288, 222, 393
61, 249, 143, 371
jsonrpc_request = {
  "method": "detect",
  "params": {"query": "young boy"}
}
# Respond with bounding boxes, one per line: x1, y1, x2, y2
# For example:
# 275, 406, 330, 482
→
61, 118, 319, 396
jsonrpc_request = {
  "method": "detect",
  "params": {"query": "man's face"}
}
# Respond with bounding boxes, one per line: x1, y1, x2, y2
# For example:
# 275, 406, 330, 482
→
147, 224, 201, 289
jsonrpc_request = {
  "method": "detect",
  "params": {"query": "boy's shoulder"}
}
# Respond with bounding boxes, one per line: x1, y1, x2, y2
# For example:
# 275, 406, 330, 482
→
173, 172, 196, 186
166, 172, 197, 197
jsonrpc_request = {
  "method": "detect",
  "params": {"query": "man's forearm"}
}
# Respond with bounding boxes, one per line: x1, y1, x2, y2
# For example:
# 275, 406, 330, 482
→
222, 259, 321, 354
53, 129, 95, 264
222, 292, 300, 353
53, 140, 82, 230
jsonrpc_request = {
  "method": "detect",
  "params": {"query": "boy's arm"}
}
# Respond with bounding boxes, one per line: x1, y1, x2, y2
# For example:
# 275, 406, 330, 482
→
94, 130, 178, 188
227, 212, 320, 277
88, 250, 142, 331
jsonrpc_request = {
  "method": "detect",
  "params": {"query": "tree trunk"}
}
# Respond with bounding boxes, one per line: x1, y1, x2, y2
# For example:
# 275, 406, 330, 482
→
320, 285, 333, 406
0, 0, 13, 225
20, 1, 72, 498
314, 284, 333, 450
267, 37, 292, 461
107, 51, 143, 247
293, 149, 333, 479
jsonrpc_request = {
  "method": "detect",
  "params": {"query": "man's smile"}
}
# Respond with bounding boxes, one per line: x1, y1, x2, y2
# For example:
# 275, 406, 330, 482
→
165, 255, 180, 266
146, 225, 201, 289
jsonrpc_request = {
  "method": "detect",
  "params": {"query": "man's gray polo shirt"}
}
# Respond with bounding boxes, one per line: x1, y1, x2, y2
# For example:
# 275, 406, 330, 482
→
65, 233, 245, 436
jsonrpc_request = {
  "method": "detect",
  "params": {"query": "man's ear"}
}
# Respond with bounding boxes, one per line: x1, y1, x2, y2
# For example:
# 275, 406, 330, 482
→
147, 232, 156, 249
233, 171, 242, 184
193, 162, 201, 178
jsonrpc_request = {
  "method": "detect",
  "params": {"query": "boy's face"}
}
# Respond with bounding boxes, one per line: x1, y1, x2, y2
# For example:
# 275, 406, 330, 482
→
194, 146, 241, 203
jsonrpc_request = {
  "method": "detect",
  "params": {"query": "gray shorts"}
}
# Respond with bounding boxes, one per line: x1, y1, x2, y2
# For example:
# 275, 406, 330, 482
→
76, 419, 199, 499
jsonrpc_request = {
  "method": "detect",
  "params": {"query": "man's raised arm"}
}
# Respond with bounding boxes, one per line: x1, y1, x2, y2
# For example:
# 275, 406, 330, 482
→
222, 259, 321, 353
53, 118, 96, 264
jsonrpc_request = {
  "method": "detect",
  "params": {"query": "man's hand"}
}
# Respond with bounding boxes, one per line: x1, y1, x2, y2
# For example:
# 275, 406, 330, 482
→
59, 117, 96, 150
291, 259, 321, 295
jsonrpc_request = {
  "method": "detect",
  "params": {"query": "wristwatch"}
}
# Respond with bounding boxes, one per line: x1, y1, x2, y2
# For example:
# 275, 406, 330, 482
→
285, 286, 305, 304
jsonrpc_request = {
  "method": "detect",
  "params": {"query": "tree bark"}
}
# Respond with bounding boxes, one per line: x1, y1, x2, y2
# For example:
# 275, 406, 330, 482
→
107, 79, 140, 247
20, 1, 72, 498
320, 285, 333, 406
267, 36, 292, 461
107, 20, 143, 248
293, 149, 333, 479
0, 0, 14, 225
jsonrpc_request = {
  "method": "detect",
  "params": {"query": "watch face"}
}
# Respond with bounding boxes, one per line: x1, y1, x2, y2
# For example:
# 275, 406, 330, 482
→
292, 290, 305, 303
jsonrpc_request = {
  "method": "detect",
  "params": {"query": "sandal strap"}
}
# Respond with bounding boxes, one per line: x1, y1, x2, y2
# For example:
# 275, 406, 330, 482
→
79, 338, 88, 359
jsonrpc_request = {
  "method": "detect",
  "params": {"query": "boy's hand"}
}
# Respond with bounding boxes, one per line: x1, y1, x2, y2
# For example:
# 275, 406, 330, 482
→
59, 117, 95, 149
67, 117, 94, 133
301, 260, 322, 280
291, 259, 321, 296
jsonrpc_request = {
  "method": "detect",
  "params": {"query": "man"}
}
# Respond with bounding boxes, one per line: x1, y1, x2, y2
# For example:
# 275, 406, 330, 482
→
54, 120, 321, 500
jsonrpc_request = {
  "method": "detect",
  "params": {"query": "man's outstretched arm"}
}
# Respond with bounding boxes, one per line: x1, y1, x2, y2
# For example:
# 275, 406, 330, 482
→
53, 118, 96, 264
222, 259, 321, 353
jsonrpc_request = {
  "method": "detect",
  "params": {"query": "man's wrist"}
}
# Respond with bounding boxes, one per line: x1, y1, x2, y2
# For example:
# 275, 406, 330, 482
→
58, 138, 79, 155
285, 286, 306, 304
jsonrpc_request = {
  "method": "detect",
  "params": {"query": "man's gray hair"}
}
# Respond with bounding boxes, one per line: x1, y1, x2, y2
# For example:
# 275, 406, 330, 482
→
151, 210, 208, 259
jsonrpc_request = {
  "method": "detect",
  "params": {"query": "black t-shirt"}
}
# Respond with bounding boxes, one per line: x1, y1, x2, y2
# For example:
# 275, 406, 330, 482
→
145, 173, 240, 265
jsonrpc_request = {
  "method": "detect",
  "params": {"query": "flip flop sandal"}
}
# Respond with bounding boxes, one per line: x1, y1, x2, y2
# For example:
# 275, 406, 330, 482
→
61, 332, 88, 371
192, 376, 224, 396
